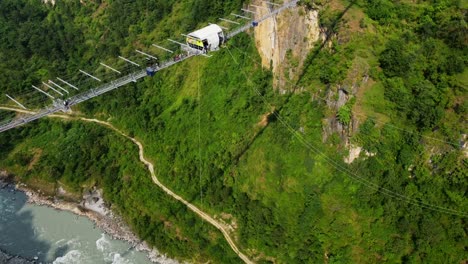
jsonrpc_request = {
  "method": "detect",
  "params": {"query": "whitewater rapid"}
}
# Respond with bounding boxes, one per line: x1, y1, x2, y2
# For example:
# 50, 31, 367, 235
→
0, 186, 156, 264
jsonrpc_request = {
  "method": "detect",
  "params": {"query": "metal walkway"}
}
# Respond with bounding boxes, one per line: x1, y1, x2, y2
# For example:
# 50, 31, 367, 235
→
0, 0, 298, 133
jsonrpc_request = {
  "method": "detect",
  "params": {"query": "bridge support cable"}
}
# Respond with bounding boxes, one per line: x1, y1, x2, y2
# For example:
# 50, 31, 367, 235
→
152, 44, 174, 53
167, 39, 190, 48
241, 8, 257, 14
42, 82, 65, 96
1, 53, 197, 133
57, 77, 80, 91
219, 18, 241, 25
49, 80, 70, 94
135, 49, 158, 60
100, 63, 122, 74
79, 69, 101, 82
5, 94, 28, 110
118, 56, 140, 67
210, 23, 229, 30
32, 85, 55, 100
231, 13, 251, 20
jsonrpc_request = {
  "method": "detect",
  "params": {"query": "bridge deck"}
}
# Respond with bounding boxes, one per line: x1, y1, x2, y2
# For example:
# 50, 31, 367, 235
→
0, 0, 298, 133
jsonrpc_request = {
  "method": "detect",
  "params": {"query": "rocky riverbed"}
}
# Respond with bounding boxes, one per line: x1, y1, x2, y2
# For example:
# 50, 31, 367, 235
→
0, 174, 180, 264
0, 249, 35, 264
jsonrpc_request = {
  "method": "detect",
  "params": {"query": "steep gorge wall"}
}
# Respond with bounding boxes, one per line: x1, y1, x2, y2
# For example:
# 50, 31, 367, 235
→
253, 2, 322, 90
251, 2, 367, 162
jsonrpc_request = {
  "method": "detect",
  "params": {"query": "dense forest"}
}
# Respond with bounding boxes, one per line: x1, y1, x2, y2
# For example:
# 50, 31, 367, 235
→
0, 0, 466, 263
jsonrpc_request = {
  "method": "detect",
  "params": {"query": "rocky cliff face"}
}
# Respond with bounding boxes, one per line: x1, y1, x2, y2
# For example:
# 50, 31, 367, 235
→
322, 88, 349, 142
253, 1, 322, 90
251, 1, 374, 164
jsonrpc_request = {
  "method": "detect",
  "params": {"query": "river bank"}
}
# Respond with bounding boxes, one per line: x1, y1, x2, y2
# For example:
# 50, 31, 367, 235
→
0, 175, 180, 264
0, 249, 35, 264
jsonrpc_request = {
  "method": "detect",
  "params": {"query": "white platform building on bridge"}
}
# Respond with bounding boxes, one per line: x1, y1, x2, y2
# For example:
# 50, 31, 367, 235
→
186, 24, 225, 52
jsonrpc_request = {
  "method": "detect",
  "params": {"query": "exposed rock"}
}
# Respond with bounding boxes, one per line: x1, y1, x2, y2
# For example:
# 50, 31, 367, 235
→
337, 89, 348, 108
81, 188, 109, 216
344, 144, 376, 164
253, 1, 322, 89
323, 88, 349, 142
0, 250, 35, 264
0, 170, 10, 179
322, 64, 369, 143
461, 134, 468, 158
56, 186, 67, 196
345, 145, 362, 164
42, 0, 56, 6
0, 171, 13, 189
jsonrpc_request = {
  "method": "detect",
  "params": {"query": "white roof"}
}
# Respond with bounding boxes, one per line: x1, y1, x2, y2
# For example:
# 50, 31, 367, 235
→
188, 24, 223, 40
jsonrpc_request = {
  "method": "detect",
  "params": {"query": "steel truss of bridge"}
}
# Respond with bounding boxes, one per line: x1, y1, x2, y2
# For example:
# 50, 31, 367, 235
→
0, 0, 298, 133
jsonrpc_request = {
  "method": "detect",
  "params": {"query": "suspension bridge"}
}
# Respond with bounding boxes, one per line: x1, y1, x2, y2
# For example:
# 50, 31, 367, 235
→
0, 0, 299, 133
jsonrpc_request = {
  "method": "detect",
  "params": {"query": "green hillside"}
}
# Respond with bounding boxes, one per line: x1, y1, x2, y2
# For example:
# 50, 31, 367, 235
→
0, 0, 466, 263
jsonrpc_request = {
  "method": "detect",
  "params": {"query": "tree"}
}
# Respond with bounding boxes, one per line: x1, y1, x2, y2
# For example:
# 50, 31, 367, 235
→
379, 39, 412, 78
